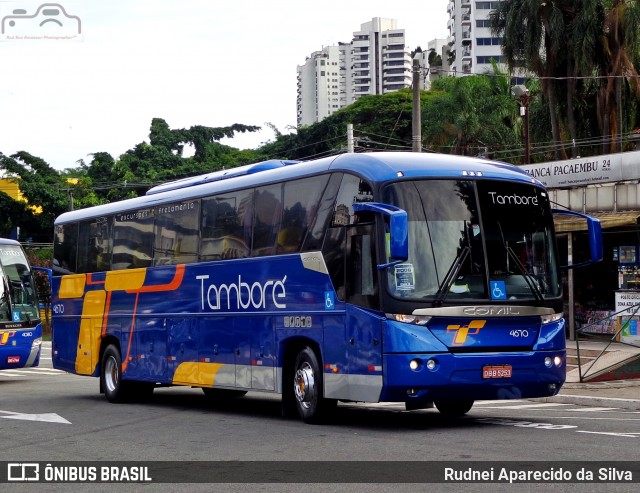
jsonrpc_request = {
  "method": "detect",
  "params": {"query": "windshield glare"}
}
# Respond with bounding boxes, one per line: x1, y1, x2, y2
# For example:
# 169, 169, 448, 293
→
383, 179, 561, 302
0, 246, 40, 322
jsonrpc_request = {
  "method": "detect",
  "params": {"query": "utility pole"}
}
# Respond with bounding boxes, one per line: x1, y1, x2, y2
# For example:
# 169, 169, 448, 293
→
512, 84, 531, 164
347, 123, 354, 153
412, 58, 422, 153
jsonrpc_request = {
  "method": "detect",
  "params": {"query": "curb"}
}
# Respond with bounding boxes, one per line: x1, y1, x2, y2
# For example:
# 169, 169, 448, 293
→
539, 394, 640, 411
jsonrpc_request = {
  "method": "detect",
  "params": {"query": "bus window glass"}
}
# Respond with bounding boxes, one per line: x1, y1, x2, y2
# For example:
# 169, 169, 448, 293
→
278, 175, 329, 254
331, 174, 373, 227
252, 184, 282, 256
154, 200, 200, 265
304, 173, 342, 251
383, 180, 560, 301
476, 181, 561, 298
201, 189, 252, 260
383, 180, 482, 298
0, 245, 39, 322
77, 217, 112, 273
53, 223, 78, 275
113, 209, 154, 270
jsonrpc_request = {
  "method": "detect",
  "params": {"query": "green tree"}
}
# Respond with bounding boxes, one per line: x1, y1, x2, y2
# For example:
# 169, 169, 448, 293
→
490, 0, 576, 160
0, 151, 69, 241
423, 75, 520, 159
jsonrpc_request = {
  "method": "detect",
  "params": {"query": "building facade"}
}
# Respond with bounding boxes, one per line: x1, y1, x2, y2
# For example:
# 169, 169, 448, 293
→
447, 0, 503, 75
297, 18, 412, 126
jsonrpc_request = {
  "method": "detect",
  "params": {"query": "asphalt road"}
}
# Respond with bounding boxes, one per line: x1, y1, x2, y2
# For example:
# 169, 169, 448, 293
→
0, 344, 638, 492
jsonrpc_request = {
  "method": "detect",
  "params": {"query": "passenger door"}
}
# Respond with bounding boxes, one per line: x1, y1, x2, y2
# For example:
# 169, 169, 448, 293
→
345, 224, 383, 402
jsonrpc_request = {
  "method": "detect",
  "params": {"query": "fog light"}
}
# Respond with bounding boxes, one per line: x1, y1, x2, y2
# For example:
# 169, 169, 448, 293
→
407, 388, 417, 396
426, 359, 436, 370
554, 355, 563, 367
409, 359, 421, 371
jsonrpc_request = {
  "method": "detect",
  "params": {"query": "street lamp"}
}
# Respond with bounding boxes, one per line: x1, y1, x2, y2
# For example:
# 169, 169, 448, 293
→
511, 84, 531, 164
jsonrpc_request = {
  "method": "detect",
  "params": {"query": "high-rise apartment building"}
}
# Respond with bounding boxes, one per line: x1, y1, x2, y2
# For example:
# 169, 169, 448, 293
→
297, 18, 412, 127
447, 0, 503, 75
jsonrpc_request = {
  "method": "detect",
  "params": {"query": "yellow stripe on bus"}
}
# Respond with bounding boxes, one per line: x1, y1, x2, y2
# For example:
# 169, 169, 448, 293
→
58, 274, 87, 299
172, 362, 224, 387
75, 290, 107, 375
105, 268, 147, 292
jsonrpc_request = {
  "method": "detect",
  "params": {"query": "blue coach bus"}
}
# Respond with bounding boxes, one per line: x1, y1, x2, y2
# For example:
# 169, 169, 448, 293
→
0, 239, 42, 370
50, 152, 602, 423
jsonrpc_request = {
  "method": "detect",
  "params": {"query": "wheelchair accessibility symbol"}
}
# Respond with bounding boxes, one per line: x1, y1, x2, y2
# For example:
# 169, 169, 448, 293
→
12, 311, 21, 322
324, 291, 335, 310
490, 280, 507, 300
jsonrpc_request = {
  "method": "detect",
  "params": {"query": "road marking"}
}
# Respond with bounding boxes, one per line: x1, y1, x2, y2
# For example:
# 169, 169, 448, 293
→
29, 368, 65, 374
475, 403, 570, 410
0, 409, 71, 424
0, 372, 26, 377
1, 369, 61, 376
566, 407, 618, 412
576, 431, 639, 438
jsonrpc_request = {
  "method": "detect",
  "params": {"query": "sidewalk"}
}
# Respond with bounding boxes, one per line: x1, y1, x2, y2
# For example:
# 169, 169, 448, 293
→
538, 338, 640, 410
548, 378, 640, 410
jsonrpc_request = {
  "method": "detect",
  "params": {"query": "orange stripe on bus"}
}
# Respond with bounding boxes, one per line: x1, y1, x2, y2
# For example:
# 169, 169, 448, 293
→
127, 264, 186, 294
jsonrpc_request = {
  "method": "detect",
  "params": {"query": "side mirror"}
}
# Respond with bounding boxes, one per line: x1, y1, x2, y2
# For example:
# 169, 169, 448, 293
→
552, 209, 603, 269
352, 202, 408, 269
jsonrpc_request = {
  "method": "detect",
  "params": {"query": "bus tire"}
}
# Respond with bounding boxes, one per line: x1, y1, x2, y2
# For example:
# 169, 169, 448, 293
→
202, 388, 247, 399
100, 344, 133, 403
434, 399, 474, 417
293, 347, 336, 424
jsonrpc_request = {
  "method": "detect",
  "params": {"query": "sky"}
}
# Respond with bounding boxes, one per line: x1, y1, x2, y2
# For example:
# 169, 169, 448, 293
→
0, 0, 449, 170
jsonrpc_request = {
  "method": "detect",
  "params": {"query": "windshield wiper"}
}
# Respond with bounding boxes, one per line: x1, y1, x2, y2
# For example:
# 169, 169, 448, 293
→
433, 245, 470, 306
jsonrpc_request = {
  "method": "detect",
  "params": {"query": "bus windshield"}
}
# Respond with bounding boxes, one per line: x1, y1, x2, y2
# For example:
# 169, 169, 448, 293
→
0, 245, 40, 323
383, 179, 561, 302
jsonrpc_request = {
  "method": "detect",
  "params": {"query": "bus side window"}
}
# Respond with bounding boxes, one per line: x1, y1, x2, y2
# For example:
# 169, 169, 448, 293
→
53, 223, 78, 275
252, 184, 283, 257
201, 190, 252, 261
278, 174, 331, 254
322, 227, 346, 301
303, 173, 342, 251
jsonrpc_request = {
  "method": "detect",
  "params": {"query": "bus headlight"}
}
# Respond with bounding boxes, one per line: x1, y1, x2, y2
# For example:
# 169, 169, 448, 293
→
387, 314, 431, 326
541, 312, 563, 324
545, 355, 563, 368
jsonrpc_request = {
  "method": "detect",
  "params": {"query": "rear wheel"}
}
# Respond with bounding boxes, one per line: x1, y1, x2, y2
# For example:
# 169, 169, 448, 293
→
293, 347, 336, 424
101, 344, 134, 403
434, 399, 474, 417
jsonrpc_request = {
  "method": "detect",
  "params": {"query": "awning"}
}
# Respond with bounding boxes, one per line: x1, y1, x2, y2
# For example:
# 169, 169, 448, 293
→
554, 211, 640, 233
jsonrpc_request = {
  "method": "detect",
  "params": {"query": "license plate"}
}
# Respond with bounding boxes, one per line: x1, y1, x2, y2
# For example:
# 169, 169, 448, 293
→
483, 365, 512, 379
7, 356, 20, 364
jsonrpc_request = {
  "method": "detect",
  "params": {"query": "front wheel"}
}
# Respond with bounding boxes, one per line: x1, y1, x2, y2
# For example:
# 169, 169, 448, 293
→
434, 399, 474, 417
293, 347, 336, 424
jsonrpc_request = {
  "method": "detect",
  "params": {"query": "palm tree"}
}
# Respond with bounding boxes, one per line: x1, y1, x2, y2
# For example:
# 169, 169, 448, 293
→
596, 0, 640, 153
490, 0, 575, 160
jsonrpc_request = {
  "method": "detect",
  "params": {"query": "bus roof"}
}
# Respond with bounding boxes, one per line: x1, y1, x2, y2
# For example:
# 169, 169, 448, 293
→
0, 238, 21, 247
55, 152, 539, 225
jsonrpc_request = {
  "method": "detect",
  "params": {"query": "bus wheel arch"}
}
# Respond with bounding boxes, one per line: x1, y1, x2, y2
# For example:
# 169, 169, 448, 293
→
291, 345, 336, 424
